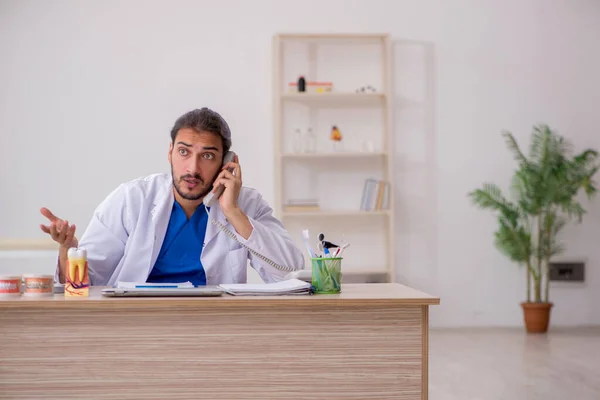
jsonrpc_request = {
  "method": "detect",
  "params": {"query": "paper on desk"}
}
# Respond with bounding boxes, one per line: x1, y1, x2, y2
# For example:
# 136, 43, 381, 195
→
218, 279, 312, 296
116, 281, 194, 289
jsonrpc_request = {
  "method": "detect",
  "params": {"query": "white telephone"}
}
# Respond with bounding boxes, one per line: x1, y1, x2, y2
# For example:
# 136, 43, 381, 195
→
284, 269, 312, 282
203, 151, 236, 208
201, 150, 298, 273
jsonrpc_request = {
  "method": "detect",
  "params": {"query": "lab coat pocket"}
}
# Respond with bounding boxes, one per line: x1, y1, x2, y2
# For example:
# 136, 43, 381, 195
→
226, 247, 248, 283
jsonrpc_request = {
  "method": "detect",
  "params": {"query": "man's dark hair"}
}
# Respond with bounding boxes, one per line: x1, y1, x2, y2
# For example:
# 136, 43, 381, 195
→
170, 108, 232, 154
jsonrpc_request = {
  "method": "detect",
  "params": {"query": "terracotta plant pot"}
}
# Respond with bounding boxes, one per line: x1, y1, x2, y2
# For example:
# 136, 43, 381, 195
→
521, 302, 553, 333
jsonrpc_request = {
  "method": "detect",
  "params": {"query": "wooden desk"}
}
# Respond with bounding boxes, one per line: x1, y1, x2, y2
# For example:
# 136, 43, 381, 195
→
0, 283, 439, 399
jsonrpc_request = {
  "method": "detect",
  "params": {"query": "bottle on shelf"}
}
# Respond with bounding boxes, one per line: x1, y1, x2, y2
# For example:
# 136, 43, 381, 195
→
293, 128, 303, 153
297, 76, 306, 92
303, 127, 316, 153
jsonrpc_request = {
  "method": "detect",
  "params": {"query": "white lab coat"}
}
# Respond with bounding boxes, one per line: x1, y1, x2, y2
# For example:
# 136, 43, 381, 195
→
57, 173, 304, 286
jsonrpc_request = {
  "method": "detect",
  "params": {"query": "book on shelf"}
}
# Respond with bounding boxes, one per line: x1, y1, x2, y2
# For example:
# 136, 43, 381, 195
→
283, 198, 320, 213
360, 179, 390, 211
286, 198, 319, 205
283, 205, 321, 212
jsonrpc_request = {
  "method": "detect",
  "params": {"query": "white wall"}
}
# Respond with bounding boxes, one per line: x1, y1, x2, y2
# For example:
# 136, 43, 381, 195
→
432, 0, 600, 327
1, 0, 599, 327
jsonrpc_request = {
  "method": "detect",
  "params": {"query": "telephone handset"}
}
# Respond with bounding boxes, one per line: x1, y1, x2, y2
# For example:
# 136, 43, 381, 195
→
201, 150, 297, 273
203, 151, 236, 208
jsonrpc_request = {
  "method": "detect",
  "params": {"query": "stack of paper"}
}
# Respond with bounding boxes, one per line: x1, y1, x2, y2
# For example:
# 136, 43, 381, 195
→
218, 279, 312, 296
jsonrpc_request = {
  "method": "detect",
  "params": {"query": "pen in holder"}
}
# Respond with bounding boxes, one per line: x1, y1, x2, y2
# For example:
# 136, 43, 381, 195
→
311, 257, 342, 294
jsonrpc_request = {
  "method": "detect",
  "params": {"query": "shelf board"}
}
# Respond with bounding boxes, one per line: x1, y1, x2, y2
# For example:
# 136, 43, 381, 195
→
341, 266, 389, 275
281, 92, 385, 106
299, 265, 389, 275
343, 269, 389, 284
281, 210, 390, 218
281, 151, 387, 159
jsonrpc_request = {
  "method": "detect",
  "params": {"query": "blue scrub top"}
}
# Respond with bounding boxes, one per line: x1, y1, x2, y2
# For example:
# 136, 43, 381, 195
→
147, 201, 208, 286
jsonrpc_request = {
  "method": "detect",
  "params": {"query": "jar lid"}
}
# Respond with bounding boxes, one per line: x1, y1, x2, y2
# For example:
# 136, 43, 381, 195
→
0, 275, 21, 280
22, 274, 54, 279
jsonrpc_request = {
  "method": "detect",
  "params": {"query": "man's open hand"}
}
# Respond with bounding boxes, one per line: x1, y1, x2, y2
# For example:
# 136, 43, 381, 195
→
40, 207, 78, 249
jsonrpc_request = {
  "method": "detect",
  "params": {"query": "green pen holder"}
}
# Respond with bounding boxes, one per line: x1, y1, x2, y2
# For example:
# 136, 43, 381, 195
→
311, 257, 342, 294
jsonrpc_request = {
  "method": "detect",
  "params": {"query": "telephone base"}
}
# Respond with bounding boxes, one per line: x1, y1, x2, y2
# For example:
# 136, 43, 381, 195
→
284, 269, 312, 283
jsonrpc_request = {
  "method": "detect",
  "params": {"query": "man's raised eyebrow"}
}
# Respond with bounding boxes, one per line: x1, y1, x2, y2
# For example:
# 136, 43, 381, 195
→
175, 142, 220, 152
202, 146, 219, 152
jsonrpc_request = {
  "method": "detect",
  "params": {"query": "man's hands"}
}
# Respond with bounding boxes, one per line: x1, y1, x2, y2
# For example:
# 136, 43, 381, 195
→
40, 207, 78, 250
213, 154, 243, 215
40, 207, 79, 284
211, 154, 253, 239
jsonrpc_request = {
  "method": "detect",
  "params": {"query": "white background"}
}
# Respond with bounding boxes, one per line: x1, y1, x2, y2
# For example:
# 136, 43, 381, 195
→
1, 0, 599, 327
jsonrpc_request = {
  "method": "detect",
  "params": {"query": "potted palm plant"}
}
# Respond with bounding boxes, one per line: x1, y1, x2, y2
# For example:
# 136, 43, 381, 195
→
469, 125, 598, 333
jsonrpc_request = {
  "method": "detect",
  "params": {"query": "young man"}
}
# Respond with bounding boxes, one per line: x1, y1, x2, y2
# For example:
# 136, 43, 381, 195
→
40, 108, 304, 286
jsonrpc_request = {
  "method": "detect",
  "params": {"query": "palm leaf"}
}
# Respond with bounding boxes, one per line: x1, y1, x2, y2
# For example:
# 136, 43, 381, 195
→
493, 216, 531, 264
560, 201, 586, 222
502, 131, 528, 165
469, 184, 523, 229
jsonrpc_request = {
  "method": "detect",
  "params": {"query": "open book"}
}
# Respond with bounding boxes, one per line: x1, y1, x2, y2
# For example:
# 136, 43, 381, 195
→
218, 279, 312, 296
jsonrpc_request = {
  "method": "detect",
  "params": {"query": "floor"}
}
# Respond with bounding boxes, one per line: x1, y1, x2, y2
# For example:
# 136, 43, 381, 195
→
429, 327, 600, 400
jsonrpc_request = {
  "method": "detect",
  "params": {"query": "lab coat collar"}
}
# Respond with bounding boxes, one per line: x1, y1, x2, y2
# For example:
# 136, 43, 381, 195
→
148, 178, 175, 275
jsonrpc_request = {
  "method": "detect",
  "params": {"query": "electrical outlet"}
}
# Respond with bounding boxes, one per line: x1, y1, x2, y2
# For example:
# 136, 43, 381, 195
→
549, 262, 585, 282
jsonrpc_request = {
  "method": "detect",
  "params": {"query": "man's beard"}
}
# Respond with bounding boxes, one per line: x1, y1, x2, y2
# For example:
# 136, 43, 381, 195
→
171, 165, 215, 201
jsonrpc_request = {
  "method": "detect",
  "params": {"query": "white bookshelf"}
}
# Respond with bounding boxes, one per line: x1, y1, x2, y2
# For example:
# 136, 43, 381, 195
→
272, 33, 395, 283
